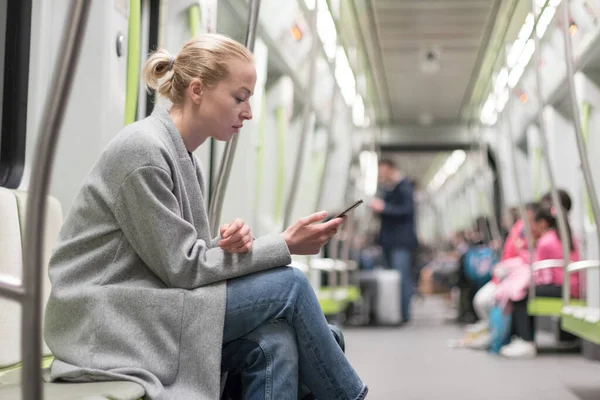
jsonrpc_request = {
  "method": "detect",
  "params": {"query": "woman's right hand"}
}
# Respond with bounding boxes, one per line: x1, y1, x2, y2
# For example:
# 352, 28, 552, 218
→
281, 211, 345, 255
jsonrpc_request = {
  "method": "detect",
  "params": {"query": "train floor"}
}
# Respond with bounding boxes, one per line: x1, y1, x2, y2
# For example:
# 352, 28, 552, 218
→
344, 296, 600, 400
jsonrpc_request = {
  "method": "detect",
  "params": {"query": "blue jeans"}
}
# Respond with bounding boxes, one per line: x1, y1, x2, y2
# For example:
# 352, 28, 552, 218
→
221, 320, 299, 399
384, 247, 413, 322
221, 266, 368, 400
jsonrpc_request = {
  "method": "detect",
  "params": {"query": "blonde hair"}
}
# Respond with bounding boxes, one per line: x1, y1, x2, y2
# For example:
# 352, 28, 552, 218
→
143, 33, 254, 105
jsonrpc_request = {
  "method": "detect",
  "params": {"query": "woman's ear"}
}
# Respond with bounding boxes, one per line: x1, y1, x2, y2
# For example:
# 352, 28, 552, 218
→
189, 79, 204, 105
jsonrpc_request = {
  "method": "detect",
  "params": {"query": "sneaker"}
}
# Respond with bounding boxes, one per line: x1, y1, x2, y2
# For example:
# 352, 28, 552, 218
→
465, 320, 488, 334
500, 338, 537, 359
466, 332, 492, 350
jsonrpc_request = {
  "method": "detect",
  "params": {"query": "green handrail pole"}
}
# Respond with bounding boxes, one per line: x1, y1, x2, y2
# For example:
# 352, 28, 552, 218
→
125, 0, 142, 125
561, 0, 600, 304
188, 4, 201, 35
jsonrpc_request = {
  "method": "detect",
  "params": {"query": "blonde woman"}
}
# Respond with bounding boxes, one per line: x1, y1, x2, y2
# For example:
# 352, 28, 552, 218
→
44, 34, 367, 400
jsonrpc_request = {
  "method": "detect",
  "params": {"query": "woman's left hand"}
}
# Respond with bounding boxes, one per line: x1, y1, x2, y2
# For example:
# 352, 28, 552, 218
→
219, 219, 253, 253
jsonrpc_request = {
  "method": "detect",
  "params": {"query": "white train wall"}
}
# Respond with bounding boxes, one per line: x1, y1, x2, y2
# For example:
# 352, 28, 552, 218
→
16, 0, 371, 244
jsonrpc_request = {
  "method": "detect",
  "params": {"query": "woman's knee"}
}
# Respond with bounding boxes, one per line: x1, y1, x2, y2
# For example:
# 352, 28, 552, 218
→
262, 266, 312, 295
245, 320, 299, 366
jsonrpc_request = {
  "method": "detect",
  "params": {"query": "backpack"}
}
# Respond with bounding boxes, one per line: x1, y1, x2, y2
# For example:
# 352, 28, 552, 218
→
464, 246, 498, 287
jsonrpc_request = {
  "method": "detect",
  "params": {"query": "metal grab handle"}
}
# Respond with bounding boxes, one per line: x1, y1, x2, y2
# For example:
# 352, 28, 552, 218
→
208, 0, 261, 236
567, 260, 600, 273
17, 2, 91, 399
531, 0, 572, 305
561, 0, 600, 303
282, 0, 319, 229
0, 274, 24, 300
532, 259, 565, 270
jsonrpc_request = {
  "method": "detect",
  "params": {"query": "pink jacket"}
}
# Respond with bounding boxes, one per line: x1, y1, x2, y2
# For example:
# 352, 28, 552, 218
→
494, 256, 532, 306
494, 220, 530, 284
534, 230, 580, 298
495, 230, 581, 305
501, 219, 526, 261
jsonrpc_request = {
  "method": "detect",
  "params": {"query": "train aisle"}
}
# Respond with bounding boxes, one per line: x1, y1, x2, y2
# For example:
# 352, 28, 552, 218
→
344, 297, 600, 400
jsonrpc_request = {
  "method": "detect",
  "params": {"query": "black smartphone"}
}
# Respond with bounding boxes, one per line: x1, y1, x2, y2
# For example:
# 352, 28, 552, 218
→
334, 199, 364, 219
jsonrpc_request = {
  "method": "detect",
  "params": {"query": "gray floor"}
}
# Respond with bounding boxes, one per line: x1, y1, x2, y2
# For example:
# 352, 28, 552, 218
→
343, 296, 600, 400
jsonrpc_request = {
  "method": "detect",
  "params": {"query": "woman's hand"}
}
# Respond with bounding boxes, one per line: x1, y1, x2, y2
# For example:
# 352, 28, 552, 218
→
281, 211, 345, 255
219, 219, 253, 253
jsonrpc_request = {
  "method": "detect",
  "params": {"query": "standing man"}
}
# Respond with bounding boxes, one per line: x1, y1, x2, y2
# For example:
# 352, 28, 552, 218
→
368, 159, 418, 323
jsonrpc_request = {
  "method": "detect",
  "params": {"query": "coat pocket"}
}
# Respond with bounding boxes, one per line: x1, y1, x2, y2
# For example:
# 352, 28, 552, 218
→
91, 286, 185, 385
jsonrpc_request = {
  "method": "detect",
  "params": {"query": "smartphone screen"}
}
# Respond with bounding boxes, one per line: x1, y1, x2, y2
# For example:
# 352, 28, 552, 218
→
334, 199, 364, 219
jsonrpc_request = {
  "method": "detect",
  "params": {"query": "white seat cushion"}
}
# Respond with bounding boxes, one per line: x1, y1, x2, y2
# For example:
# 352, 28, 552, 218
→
11, 191, 63, 358
0, 368, 144, 400
0, 188, 25, 368
0, 190, 146, 399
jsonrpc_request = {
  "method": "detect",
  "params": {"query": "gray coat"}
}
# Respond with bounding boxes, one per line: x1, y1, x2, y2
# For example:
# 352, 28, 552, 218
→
44, 105, 292, 399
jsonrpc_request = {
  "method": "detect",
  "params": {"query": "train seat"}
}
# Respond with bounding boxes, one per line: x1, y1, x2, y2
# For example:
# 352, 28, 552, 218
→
0, 187, 144, 399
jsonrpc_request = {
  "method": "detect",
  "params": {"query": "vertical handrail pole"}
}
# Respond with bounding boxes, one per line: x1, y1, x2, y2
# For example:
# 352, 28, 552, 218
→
315, 77, 339, 213
282, 1, 319, 229
531, 0, 571, 304
21, 2, 92, 399
503, 67, 536, 300
561, 0, 600, 304
208, 0, 261, 236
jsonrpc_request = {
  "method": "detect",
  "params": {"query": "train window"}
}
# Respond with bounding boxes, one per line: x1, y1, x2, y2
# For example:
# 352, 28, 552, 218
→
0, 0, 31, 188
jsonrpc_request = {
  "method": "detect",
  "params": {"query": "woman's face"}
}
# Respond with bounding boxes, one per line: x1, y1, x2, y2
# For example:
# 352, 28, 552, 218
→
533, 218, 549, 238
194, 59, 257, 141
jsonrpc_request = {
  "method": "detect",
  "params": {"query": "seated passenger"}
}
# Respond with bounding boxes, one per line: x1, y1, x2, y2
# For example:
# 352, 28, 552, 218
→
501, 191, 580, 359
467, 202, 539, 337
44, 34, 368, 400
429, 241, 460, 293
455, 219, 497, 324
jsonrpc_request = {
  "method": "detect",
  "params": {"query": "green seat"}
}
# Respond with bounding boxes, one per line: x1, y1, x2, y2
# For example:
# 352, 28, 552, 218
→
527, 297, 585, 316
346, 285, 361, 303
318, 285, 362, 315
561, 313, 600, 345
318, 296, 344, 315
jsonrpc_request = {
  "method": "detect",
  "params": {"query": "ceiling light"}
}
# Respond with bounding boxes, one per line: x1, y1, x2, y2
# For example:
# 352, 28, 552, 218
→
353, 95, 365, 126
334, 46, 356, 106
494, 68, 509, 94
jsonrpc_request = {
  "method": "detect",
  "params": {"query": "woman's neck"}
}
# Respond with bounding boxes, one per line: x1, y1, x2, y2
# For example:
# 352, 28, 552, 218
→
169, 105, 209, 152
